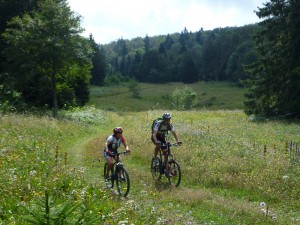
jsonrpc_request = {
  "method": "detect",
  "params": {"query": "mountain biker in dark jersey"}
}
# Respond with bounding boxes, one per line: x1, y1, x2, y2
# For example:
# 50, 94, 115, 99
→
152, 113, 181, 177
104, 127, 130, 181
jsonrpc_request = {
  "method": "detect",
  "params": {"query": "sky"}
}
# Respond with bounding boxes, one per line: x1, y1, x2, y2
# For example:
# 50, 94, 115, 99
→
67, 0, 267, 45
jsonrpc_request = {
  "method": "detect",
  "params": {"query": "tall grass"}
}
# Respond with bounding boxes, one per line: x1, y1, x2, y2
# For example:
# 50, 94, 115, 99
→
88, 82, 246, 111
84, 109, 300, 224
1, 83, 300, 224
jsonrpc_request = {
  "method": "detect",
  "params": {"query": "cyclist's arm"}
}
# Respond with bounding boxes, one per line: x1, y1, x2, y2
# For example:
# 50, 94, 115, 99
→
170, 124, 180, 143
172, 130, 180, 143
105, 136, 114, 153
122, 136, 130, 152
152, 130, 160, 144
104, 142, 111, 155
122, 141, 130, 151
104, 140, 111, 153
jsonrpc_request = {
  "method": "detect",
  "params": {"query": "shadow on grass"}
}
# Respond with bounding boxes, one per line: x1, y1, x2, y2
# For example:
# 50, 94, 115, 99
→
153, 179, 177, 192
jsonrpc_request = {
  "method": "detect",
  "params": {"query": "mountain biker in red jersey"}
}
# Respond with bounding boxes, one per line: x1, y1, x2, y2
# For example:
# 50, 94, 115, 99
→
152, 113, 181, 177
104, 127, 130, 181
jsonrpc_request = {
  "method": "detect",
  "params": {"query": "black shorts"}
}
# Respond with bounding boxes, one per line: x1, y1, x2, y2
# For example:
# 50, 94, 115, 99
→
151, 134, 167, 149
151, 134, 166, 143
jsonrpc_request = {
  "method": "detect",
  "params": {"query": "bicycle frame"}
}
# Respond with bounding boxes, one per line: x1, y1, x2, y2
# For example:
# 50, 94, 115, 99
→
104, 151, 130, 197
151, 141, 182, 187
157, 143, 173, 171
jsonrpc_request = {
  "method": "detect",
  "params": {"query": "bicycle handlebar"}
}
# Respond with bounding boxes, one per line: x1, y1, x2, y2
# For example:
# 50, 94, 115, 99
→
108, 151, 130, 156
168, 141, 182, 147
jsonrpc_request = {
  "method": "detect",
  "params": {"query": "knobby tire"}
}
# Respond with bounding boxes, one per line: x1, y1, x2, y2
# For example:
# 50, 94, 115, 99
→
151, 157, 162, 180
168, 160, 181, 187
116, 167, 130, 197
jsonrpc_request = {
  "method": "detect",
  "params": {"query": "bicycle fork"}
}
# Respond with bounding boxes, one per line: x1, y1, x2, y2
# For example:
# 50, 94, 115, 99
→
116, 163, 125, 180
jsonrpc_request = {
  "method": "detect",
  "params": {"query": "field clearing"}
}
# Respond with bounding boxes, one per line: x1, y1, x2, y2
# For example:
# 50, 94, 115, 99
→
88, 82, 246, 111
1, 109, 300, 224
1, 82, 300, 224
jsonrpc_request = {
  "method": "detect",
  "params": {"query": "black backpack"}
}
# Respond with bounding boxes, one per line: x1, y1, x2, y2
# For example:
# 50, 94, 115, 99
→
151, 117, 163, 134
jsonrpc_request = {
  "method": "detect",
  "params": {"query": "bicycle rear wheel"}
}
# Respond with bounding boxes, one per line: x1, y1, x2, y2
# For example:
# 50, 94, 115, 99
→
168, 160, 181, 187
104, 163, 114, 189
151, 157, 162, 180
116, 167, 130, 197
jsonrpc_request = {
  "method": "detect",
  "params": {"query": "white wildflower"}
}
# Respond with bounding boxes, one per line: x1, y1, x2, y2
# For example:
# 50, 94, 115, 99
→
259, 202, 266, 207
151, 206, 156, 213
81, 188, 86, 197
261, 208, 267, 215
30, 170, 37, 176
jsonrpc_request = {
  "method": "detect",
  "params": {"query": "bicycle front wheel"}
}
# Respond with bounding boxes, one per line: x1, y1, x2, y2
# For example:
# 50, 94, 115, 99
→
151, 157, 162, 180
104, 163, 114, 189
168, 160, 181, 187
116, 167, 130, 197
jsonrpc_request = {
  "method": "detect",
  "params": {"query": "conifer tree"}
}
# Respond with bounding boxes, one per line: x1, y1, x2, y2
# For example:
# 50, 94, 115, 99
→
245, 0, 300, 117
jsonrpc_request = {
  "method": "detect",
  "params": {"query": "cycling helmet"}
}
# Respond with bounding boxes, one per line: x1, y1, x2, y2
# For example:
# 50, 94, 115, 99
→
162, 113, 171, 119
113, 127, 123, 134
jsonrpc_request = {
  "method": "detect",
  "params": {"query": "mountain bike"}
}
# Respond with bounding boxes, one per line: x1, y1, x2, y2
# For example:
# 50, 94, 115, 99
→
151, 142, 182, 187
104, 151, 130, 197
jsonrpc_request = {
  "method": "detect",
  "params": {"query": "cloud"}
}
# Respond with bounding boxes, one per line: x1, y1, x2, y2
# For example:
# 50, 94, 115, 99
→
68, 0, 265, 44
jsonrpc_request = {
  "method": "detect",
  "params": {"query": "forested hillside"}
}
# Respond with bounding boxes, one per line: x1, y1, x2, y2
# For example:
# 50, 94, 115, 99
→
102, 25, 258, 84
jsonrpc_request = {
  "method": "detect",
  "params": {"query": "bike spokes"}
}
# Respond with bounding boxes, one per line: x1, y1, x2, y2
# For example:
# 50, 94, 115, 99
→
151, 157, 162, 180
168, 161, 181, 187
116, 167, 130, 197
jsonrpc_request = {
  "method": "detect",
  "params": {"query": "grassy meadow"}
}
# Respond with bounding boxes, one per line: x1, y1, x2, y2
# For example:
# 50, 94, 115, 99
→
88, 82, 246, 111
1, 82, 300, 224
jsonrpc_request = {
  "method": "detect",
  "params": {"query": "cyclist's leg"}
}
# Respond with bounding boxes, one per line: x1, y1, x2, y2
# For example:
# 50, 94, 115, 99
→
160, 137, 168, 165
152, 135, 162, 158
162, 149, 169, 174
160, 138, 170, 176
104, 152, 113, 179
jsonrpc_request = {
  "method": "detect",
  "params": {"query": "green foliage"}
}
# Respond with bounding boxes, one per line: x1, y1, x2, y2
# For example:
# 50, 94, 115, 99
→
102, 25, 257, 84
138, 49, 168, 83
89, 82, 246, 111
2, 0, 93, 116
245, 0, 300, 118
171, 86, 197, 109
128, 79, 141, 98
225, 41, 257, 83
22, 191, 81, 224
0, 0, 40, 74
177, 53, 199, 84
0, 83, 26, 112
89, 34, 107, 86
104, 73, 132, 86
0, 114, 106, 224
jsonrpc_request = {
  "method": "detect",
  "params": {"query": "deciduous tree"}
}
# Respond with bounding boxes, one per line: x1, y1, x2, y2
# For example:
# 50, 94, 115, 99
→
2, 0, 92, 116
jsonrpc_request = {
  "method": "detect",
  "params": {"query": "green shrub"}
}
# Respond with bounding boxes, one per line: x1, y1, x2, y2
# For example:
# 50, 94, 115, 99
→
128, 79, 141, 98
171, 86, 198, 109
104, 73, 132, 86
